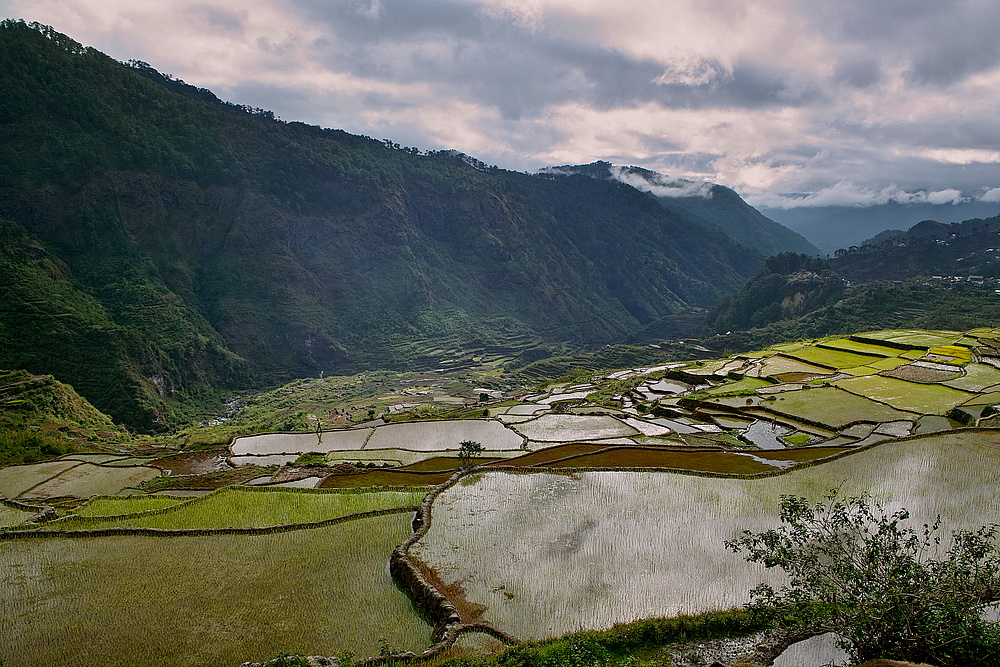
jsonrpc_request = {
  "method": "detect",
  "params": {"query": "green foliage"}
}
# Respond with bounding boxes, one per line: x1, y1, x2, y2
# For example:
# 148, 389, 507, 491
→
0, 428, 70, 466
291, 451, 328, 466
437, 609, 768, 667
704, 282, 1000, 355
705, 253, 844, 334
458, 440, 485, 468
0, 20, 765, 432
727, 492, 1000, 666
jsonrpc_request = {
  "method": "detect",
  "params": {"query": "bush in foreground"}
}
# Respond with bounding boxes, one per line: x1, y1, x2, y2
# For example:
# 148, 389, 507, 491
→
727, 492, 1000, 666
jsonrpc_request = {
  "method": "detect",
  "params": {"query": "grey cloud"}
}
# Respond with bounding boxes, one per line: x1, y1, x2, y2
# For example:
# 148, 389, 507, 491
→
199, 6, 246, 33
832, 59, 882, 89
906, 20, 1000, 86
804, 0, 1000, 88
287, 0, 816, 118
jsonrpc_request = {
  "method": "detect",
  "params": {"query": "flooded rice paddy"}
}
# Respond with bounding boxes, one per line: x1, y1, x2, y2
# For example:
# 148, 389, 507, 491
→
410, 432, 1000, 640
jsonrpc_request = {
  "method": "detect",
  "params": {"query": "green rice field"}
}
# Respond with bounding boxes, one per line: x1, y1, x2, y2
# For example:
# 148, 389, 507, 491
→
410, 431, 1000, 641
0, 504, 35, 527
780, 346, 885, 370
700, 377, 774, 396
0, 514, 431, 667
816, 338, 899, 357
747, 355, 831, 378
708, 386, 918, 428
946, 362, 1000, 392
319, 469, 453, 488
74, 495, 188, 517
857, 329, 962, 348
833, 375, 975, 414
0, 460, 80, 498
39, 487, 425, 531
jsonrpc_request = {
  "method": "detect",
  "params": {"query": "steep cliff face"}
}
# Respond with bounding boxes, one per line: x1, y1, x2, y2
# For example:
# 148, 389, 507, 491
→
0, 20, 764, 429
543, 162, 820, 258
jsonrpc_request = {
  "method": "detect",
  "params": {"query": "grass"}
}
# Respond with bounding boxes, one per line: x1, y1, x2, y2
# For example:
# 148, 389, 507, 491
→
40, 486, 425, 531
0, 514, 431, 667
833, 375, 976, 414
410, 431, 1000, 642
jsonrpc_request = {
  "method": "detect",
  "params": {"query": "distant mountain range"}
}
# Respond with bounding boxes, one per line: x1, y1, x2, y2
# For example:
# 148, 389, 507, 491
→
762, 201, 1000, 254
702, 214, 1000, 352
0, 20, 819, 430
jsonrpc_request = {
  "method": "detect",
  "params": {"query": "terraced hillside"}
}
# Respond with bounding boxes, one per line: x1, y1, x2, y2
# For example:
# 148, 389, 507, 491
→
1, 327, 998, 667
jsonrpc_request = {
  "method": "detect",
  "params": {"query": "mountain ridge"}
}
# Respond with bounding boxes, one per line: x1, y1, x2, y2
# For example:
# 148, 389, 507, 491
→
545, 161, 820, 257
0, 19, 764, 429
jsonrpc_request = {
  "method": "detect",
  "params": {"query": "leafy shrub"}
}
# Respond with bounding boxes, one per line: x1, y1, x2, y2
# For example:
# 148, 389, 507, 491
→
727, 492, 1000, 666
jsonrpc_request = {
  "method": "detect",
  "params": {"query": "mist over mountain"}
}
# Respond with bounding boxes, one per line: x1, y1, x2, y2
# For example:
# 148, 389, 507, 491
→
0, 20, 767, 429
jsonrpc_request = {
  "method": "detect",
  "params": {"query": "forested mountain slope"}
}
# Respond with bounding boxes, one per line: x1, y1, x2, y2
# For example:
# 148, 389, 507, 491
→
0, 20, 763, 429
545, 162, 819, 257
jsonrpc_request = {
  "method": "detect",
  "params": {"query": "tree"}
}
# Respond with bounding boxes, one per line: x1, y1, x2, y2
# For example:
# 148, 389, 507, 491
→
458, 440, 485, 468
726, 492, 1000, 666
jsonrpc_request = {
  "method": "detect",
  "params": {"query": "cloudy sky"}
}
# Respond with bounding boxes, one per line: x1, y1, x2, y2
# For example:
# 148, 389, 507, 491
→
4, 0, 1000, 209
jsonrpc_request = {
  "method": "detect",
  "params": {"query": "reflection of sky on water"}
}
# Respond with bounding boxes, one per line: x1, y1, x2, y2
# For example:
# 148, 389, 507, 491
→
413, 433, 1000, 641
741, 420, 790, 450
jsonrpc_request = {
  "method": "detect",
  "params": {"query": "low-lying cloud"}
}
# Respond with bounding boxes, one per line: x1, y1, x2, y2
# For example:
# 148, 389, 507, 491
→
610, 167, 715, 199
746, 182, 990, 210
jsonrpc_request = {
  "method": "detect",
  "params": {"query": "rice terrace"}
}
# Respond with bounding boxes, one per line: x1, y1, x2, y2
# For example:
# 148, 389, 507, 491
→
2, 327, 1000, 666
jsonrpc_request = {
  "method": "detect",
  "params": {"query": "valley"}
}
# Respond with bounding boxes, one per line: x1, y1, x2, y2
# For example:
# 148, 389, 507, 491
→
3, 18, 1000, 667
2, 327, 999, 667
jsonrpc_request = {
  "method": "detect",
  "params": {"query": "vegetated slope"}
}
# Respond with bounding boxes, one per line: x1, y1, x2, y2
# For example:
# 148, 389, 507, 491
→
0, 21, 763, 429
704, 253, 845, 333
545, 162, 820, 257
0, 369, 124, 465
702, 238, 1000, 353
832, 215, 1000, 281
